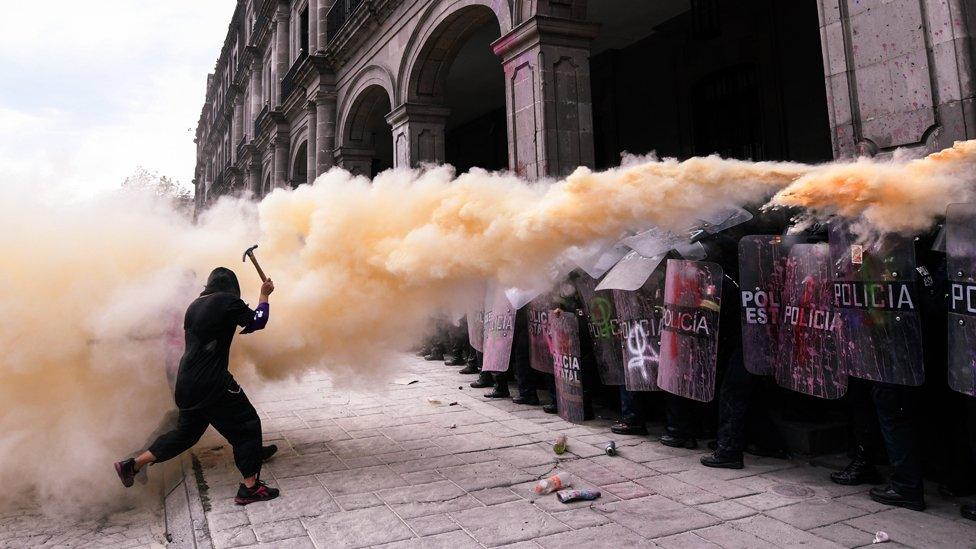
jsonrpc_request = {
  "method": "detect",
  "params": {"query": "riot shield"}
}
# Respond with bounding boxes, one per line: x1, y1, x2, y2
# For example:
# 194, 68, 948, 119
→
528, 294, 557, 374
738, 235, 793, 376
947, 203, 976, 396
777, 243, 847, 399
467, 309, 484, 353
481, 286, 515, 373
612, 263, 667, 392
829, 225, 924, 386
574, 274, 625, 385
657, 260, 723, 402
548, 310, 587, 423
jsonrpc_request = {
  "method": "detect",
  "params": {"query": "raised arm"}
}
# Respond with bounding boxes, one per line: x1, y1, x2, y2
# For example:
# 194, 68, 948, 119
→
241, 279, 274, 334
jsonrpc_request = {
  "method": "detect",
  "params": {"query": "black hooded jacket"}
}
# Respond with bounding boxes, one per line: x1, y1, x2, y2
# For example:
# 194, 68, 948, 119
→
174, 268, 259, 410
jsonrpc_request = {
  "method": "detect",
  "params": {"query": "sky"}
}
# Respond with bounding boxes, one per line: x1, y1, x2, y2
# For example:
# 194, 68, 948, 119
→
0, 1, 236, 197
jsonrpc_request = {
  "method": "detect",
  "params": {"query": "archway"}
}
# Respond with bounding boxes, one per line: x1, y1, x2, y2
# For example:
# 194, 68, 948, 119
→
341, 84, 394, 177
263, 173, 271, 196
291, 140, 308, 188
406, 5, 507, 172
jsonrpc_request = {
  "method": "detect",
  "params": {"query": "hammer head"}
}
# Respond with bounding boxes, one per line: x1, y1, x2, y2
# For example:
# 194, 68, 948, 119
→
242, 244, 258, 262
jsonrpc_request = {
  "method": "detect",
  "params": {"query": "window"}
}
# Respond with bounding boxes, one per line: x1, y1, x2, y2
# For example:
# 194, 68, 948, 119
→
299, 4, 310, 54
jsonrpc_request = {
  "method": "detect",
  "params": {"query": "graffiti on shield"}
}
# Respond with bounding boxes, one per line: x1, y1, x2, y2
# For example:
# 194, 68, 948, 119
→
612, 266, 666, 392
947, 203, 976, 396
527, 294, 557, 374
481, 287, 515, 373
657, 260, 723, 402
548, 310, 587, 423
777, 243, 846, 399
574, 274, 625, 385
829, 225, 924, 386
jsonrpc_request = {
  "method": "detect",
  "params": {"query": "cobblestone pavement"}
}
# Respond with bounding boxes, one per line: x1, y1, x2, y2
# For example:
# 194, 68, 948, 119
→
0, 504, 164, 548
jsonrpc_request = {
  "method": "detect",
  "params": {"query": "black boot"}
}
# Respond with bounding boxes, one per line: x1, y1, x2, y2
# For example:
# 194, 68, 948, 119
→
261, 444, 278, 462
512, 393, 540, 405
961, 504, 976, 521
458, 363, 480, 375
444, 346, 466, 366
470, 371, 493, 388
424, 345, 445, 361
484, 388, 511, 399
611, 422, 648, 436
660, 433, 698, 449
869, 485, 926, 512
830, 456, 883, 486
701, 452, 744, 469
543, 402, 558, 414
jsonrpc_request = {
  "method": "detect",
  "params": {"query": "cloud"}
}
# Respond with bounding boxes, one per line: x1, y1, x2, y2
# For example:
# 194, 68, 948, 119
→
0, 0, 236, 196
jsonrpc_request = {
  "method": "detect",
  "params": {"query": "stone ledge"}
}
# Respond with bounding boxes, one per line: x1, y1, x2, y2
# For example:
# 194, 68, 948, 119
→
163, 452, 214, 549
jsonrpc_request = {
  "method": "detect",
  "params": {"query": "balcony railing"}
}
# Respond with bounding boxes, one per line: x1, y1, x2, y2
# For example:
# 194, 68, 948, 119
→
253, 104, 270, 137
326, 0, 366, 44
280, 50, 308, 101
250, 14, 268, 44
237, 136, 248, 157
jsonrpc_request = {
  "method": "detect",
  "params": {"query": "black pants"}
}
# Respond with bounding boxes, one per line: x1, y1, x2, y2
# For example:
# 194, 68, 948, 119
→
149, 384, 264, 479
620, 386, 649, 426
715, 348, 784, 458
872, 381, 924, 498
665, 393, 700, 439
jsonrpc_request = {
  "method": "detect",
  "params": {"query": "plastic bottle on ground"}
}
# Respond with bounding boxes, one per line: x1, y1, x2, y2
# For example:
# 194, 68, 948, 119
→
534, 472, 571, 494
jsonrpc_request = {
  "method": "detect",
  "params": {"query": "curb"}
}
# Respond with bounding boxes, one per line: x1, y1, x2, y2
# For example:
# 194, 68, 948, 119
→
162, 452, 213, 549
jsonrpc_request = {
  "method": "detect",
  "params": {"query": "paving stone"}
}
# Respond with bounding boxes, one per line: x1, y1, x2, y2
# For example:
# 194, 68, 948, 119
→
535, 523, 653, 547
451, 501, 569, 547
549, 507, 612, 530
589, 455, 660, 480
376, 480, 483, 519
654, 531, 722, 548
673, 469, 761, 499
237, 535, 316, 548
306, 506, 414, 548
809, 522, 878, 548
730, 515, 845, 547
401, 469, 445, 485
439, 460, 535, 491
766, 498, 869, 530
598, 495, 719, 538
329, 435, 403, 459
405, 514, 462, 536
265, 453, 346, 478
696, 499, 759, 521
252, 519, 306, 543
490, 444, 560, 468
635, 475, 724, 506
844, 507, 976, 547
833, 492, 890, 513
208, 510, 249, 532
601, 481, 653, 500
334, 492, 384, 511
470, 487, 522, 506
693, 523, 781, 548
559, 460, 628, 486
318, 464, 408, 495
389, 454, 466, 474
243, 486, 340, 525
212, 526, 257, 548
373, 530, 481, 549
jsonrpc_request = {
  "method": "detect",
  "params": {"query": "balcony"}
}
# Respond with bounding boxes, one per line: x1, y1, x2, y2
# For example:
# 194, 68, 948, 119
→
253, 104, 270, 137
250, 14, 268, 43
326, 0, 366, 44
237, 136, 248, 158
280, 50, 308, 101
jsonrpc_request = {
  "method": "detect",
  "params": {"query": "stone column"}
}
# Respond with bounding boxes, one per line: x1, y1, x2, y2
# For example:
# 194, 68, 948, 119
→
492, 16, 598, 179
249, 162, 262, 196
273, 2, 291, 106
308, 0, 319, 52
272, 137, 289, 188
314, 91, 337, 174
249, 57, 263, 130
335, 147, 374, 177
816, 0, 976, 158
385, 104, 450, 169
306, 100, 318, 182
231, 97, 244, 159
317, 0, 334, 50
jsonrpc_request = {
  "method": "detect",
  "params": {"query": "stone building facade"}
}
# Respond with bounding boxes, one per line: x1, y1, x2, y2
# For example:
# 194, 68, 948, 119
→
193, 0, 976, 212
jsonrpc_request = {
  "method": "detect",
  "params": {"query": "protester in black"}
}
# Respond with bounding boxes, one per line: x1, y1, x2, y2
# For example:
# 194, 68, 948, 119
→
114, 268, 279, 506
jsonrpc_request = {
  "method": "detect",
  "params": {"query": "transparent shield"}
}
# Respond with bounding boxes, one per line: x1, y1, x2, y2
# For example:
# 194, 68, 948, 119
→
776, 243, 847, 399
528, 294, 557, 374
612, 261, 668, 392
657, 260, 724, 402
596, 250, 667, 292
481, 286, 515, 373
829, 224, 924, 386
467, 308, 484, 353
947, 203, 976, 396
549, 310, 587, 423
574, 274, 625, 385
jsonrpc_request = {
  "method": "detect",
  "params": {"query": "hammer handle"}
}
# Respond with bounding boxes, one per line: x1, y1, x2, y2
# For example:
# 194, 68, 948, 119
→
247, 254, 268, 283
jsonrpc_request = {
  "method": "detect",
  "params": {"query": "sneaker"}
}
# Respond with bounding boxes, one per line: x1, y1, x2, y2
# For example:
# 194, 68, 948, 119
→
261, 444, 278, 462
700, 452, 744, 469
114, 458, 138, 488
869, 485, 925, 512
234, 480, 280, 505
611, 422, 648, 436
659, 433, 698, 449
830, 458, 883, 486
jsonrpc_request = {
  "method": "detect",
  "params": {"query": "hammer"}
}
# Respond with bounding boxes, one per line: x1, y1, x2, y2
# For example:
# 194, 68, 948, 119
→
242, 245, 268, 282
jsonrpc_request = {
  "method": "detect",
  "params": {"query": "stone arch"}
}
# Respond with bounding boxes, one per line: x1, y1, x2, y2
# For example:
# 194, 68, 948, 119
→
291, 140, 309, 188
336, 65, 396, 148
341, 85, 393, 148
398, 0, 511, 104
